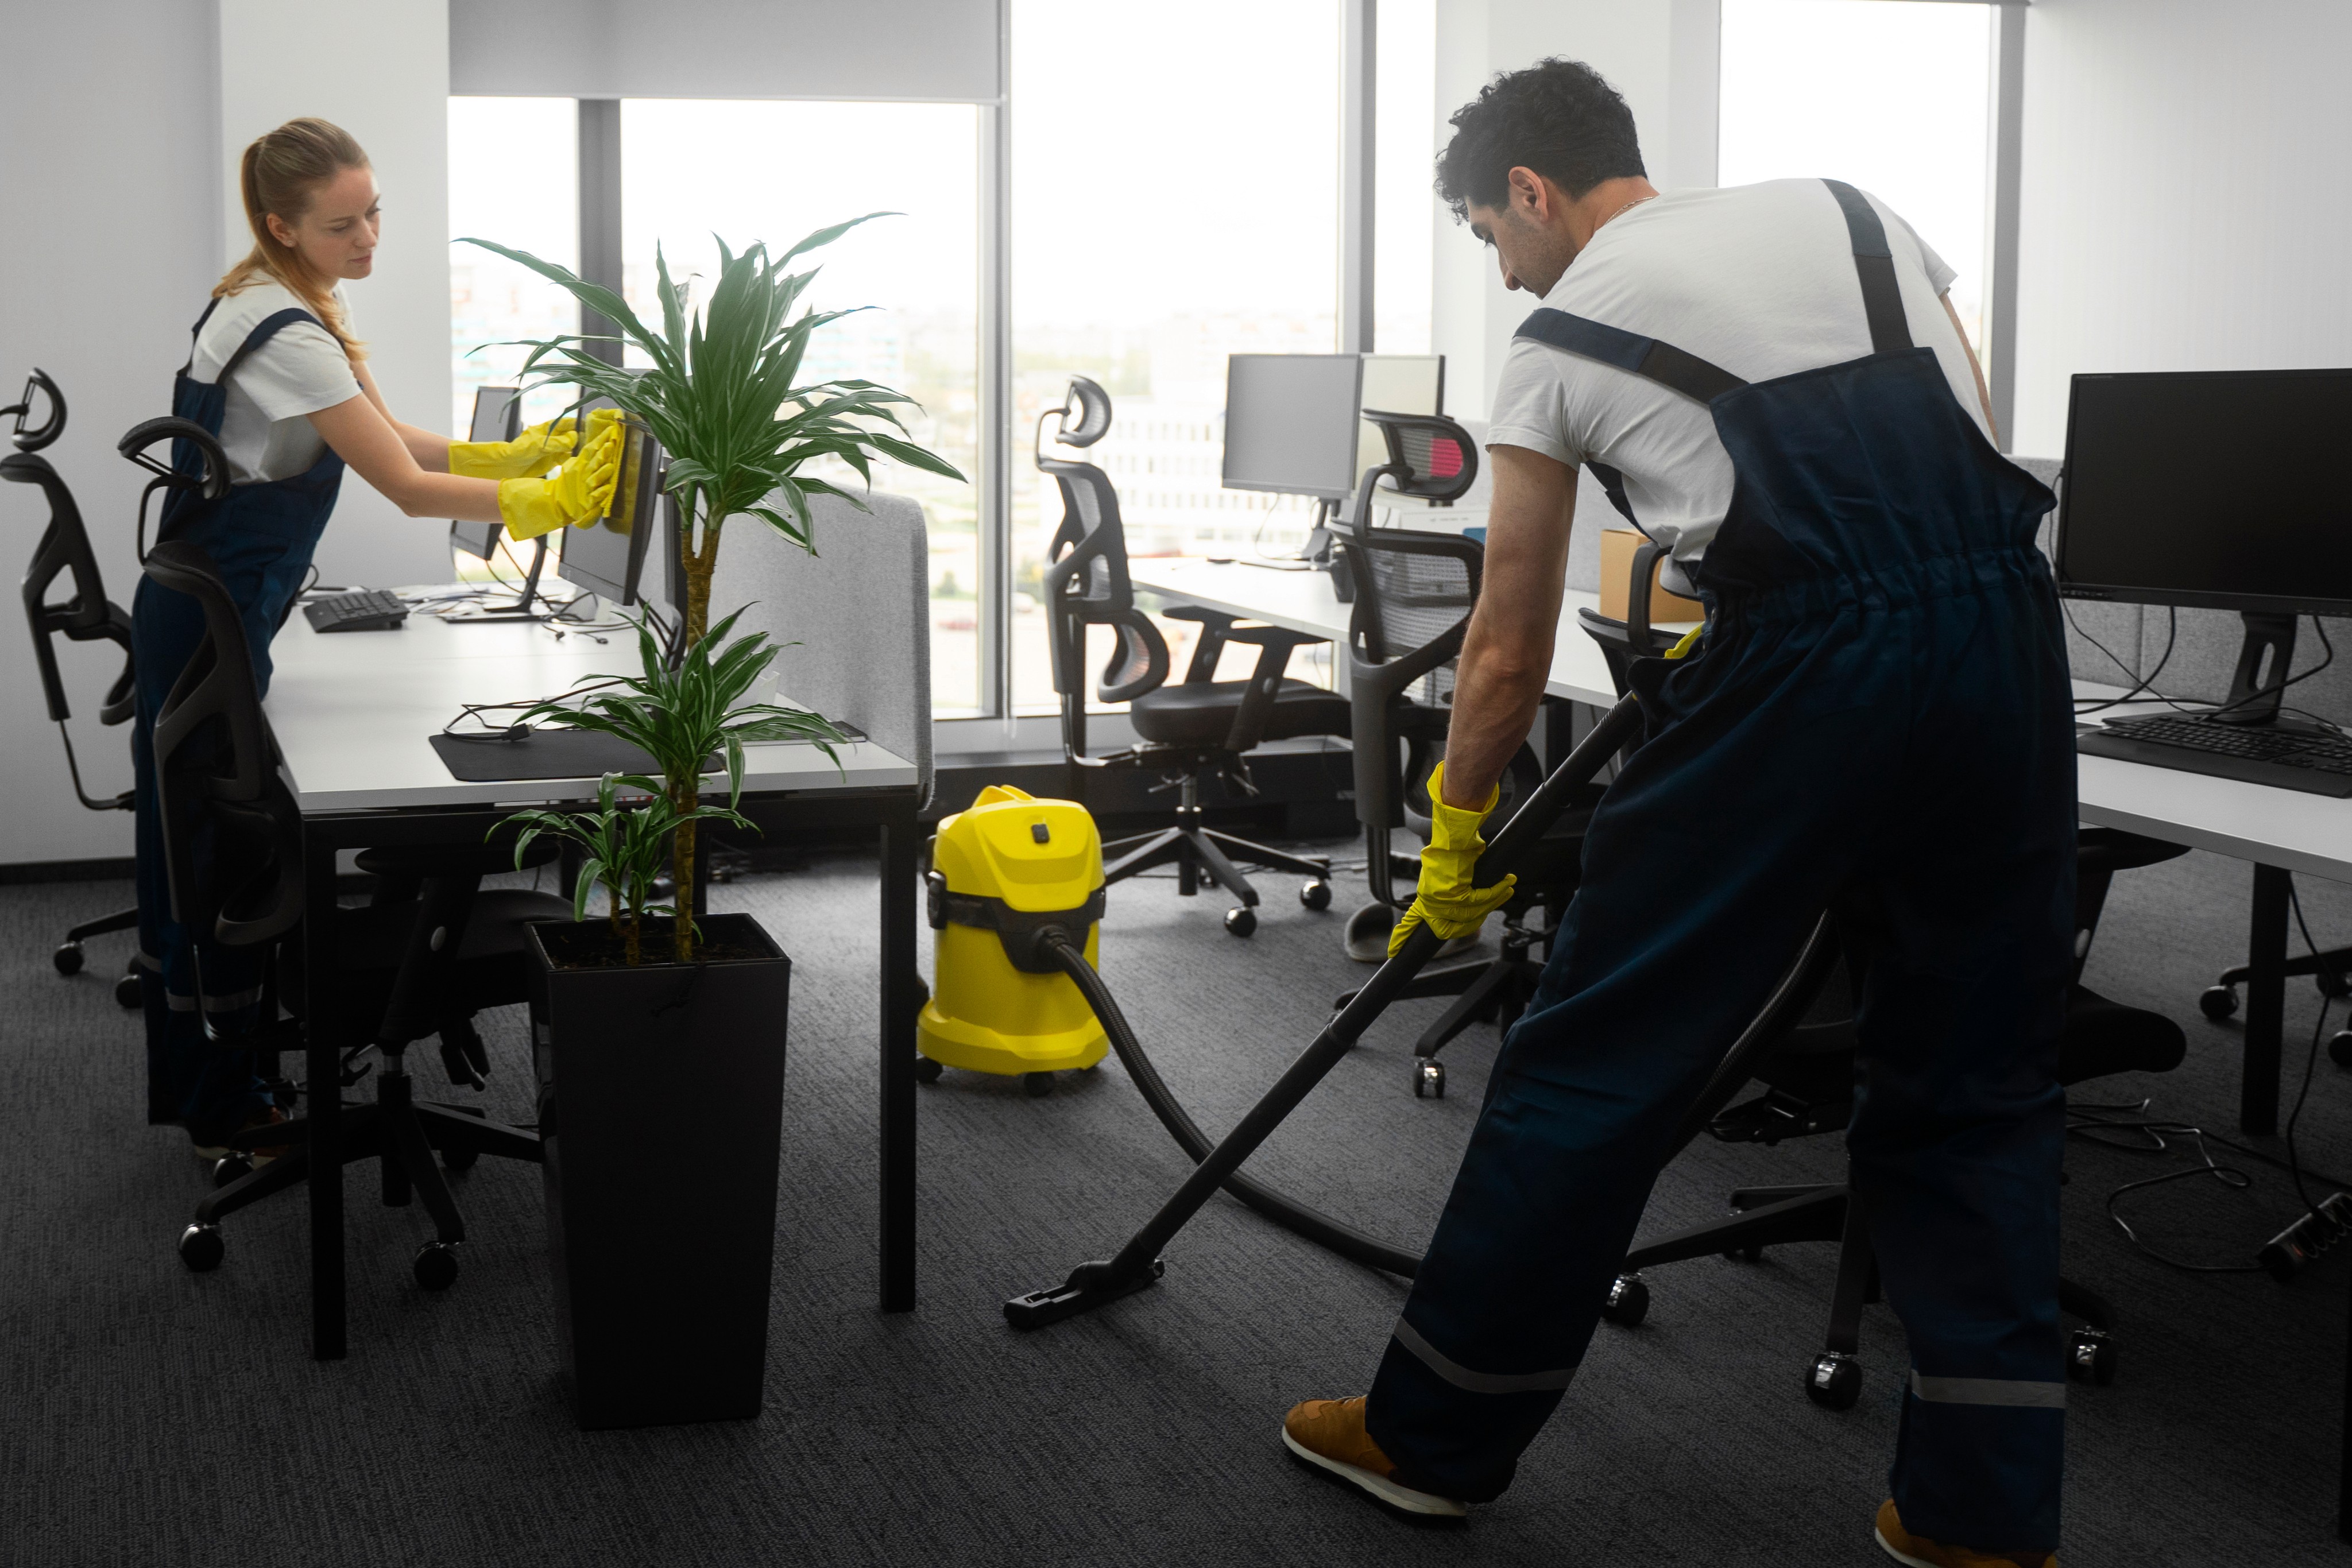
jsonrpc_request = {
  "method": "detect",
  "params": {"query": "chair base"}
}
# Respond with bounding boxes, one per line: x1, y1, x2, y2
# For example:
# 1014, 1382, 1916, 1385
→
180, 1060, 540, 1289
1608, 1179, 2121, 1404
1102, 824, 1330, 938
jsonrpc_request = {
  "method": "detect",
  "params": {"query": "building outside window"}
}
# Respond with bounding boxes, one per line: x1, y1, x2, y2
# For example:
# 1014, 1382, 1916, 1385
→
447, 96, 580, 435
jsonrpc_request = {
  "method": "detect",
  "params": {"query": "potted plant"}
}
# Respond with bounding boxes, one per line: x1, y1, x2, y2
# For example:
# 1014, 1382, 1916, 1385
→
463, 219, 965, 951
465, 219, 965, 1427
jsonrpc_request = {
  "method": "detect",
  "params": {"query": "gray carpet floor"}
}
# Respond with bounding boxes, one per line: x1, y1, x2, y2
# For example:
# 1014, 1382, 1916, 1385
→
7, 842, 2352, 1565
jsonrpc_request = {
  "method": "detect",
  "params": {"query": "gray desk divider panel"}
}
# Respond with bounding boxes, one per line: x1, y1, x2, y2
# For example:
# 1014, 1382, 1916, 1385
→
710, 489, 933, 807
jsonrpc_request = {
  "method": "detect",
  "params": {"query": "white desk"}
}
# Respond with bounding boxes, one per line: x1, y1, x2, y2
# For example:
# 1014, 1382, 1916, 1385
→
264, 605, 925, 1357
1132, 556, 2352, 1133
266, 611, 918, 814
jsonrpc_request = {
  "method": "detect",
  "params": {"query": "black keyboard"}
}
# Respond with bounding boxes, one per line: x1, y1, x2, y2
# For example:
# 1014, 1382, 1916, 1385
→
2077, 714, 2352, 797
303, 588, 408, 633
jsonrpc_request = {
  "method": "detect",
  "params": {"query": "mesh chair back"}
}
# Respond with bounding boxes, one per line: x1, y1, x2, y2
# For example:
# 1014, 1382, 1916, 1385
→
6, 450, 134, 726
142, 542, 304, 950
1361, 410, 1478, 504
1036, 377, 1169, 726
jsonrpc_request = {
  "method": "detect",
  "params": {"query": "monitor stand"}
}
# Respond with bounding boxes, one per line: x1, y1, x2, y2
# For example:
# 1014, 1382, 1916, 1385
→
2212, 610, 2319, 730
461, 535, 550, 620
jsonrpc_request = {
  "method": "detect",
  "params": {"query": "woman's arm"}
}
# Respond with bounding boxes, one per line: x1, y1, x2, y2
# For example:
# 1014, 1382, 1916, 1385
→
351, 358, 451, 471
308, 391, 502, 522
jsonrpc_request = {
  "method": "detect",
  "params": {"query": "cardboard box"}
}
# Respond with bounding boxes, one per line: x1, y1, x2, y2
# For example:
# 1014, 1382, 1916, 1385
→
1597, 528, 1705, 623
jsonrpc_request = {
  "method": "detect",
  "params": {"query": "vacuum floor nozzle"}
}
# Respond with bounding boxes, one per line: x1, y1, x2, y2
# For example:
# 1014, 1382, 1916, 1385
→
1004, 1257, 1165, 1330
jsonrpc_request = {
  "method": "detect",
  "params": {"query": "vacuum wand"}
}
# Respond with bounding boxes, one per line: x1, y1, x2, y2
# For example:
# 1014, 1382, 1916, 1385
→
1005, 692, 1649, 1330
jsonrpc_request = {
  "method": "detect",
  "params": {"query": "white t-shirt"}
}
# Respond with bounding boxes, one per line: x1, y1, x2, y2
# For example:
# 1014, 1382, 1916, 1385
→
1484, 179, 1983, 591
188, 280, 362, 485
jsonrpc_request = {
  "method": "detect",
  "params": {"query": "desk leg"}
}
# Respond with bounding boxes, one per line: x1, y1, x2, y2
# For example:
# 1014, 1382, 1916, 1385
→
2244, 864, 2289, 1137
878, 796, 919, 1312
303, 826, 346, 1360
2341, 1271, 2352, 1542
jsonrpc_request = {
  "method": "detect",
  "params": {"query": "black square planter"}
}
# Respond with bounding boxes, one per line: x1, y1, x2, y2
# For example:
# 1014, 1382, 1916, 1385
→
527, 913, 791, 1430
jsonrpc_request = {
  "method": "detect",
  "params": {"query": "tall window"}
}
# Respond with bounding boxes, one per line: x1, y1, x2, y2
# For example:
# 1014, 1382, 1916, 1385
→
447, 97, 579, 433
620, 100, 985, 717
1009, 0, 1347, 714
1718, 0, 1995, 355
1374, 0, 1438, 357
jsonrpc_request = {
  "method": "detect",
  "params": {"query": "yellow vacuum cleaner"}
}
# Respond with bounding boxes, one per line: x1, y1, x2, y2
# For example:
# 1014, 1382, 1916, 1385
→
916, 785, 1108, 1097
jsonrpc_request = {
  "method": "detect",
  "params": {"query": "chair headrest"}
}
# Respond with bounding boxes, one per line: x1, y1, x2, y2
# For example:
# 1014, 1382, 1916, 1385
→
1360, 410, 1479, 504
1046, 375, 1112, 450
2, 368, 64, 454
119, 416, 230, 504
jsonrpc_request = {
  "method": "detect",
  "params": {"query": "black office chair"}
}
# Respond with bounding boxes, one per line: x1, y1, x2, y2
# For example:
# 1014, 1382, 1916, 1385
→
142, 540, 570, 1290
3, 369, 145, 1006
1333, 410, 1604, 1096
1039, 374, 1348, 936
1597, 827, 2190, 1404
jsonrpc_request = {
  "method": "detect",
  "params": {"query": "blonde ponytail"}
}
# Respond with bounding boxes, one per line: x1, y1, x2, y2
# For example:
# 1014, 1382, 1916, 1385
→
214, 117, 370, 359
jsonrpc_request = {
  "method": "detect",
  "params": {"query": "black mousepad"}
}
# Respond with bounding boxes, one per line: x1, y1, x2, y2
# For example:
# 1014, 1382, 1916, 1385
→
428, 722, 864, 784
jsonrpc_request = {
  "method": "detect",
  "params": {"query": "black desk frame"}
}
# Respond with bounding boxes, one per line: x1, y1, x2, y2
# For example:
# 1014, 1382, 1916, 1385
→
296, 781, 922, 1359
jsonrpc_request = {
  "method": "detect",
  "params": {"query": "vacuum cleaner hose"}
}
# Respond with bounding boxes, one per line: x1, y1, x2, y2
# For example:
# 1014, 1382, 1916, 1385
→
1040, 928, 1425, 1279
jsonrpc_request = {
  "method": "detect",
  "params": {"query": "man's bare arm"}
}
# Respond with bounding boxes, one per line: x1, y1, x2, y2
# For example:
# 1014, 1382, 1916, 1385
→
1438, 443, 1575, 810
1942, 291, 1998, 445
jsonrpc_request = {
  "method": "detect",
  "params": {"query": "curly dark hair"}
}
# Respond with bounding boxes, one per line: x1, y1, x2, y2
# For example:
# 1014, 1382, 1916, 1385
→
1436, 58, 1646, 222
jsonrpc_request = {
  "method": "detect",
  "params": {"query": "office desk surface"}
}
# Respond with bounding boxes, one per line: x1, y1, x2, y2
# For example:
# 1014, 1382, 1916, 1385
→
1132, 558, 2352, 883
265, 609, 918, 814
1131, 556, 1695, 708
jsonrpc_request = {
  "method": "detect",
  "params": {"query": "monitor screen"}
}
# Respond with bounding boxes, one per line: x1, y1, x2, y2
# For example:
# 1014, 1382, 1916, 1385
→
450, 386, 521, 560
559, 405, 668, 606
2056, 369, 2352, 617
1356, 354, 1444, 482
1221, 354, 1366, 500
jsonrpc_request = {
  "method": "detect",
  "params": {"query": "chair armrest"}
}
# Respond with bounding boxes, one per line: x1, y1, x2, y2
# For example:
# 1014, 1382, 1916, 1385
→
1164, 605, 1238, 684
1220, 632, 1330, 754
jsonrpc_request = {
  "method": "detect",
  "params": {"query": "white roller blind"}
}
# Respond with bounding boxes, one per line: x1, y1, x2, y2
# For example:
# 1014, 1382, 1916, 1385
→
449, 0, 1002, 102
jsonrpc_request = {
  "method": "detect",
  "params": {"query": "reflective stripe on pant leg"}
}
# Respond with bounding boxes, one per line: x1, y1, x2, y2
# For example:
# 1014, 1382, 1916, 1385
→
1909, 1371, 2065, 1409
1391, 1317, 1576, 1395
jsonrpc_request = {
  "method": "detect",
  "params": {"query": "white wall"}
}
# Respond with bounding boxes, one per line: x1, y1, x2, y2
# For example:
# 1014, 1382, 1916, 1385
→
0, 1, 221, 866
2010, 0, 2352, 455
0, 1, 455, 869
1430, 0, 1720, 421
220, 0, 454, 593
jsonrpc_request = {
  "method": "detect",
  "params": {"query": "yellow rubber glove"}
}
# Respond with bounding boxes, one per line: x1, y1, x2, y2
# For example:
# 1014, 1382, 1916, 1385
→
1389, 760, 1519, 957
496, 420, 622, 541
450, 408, 622, 480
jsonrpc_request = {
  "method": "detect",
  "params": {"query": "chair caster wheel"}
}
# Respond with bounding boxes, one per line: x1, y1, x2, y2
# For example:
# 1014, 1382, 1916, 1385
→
913, 1055, 944, 1085
1600, 1272, 1649, 1327
115, 973, 144, 1008
2330, 1032, 2352, 1070
2066, 1329, 2117, 1386
2199, 985, 2239, 1021
1806, 1353, 1862, 1411
1412, 1059, 1445, 1099
1299, 880, 1332, 912
1024, 1071, 1055, 1098
53, 942, 83, 976
179, 1223, 224, 1273
413, 1242, 459, 1291
210, 1154, 252, 1190
1723, 1244, 1765, 1264
1223, 906, 1257, 938
441, 1143, 479, 1173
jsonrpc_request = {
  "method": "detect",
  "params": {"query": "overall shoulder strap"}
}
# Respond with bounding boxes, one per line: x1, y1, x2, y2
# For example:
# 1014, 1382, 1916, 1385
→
179, 299, 224, 376
1515, 308, 1747, 406
1821, 179, 1913, 354
215, 307, 328, 385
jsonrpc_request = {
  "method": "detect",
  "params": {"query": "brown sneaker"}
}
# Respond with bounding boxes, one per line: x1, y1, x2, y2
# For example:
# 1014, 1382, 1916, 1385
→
1877, 1500, 2057, 1567
1280, 1397, 1468, 1518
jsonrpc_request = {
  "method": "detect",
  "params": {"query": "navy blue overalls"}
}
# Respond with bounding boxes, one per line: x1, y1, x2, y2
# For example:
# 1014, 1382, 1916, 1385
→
135, 300, 344, 1137
1364, 181, 2075, 1554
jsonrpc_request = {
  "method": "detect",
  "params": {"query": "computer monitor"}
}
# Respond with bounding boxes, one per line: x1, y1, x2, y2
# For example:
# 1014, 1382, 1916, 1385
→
559, 401, 672, 609
450, 386, 521, 560
2056, 366, 2352, 721
1221, 354, 1366, 502
1356, 354, 1445, 481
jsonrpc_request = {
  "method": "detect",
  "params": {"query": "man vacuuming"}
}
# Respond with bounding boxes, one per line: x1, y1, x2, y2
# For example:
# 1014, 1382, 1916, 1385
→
1280, 59, 2074, 1567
